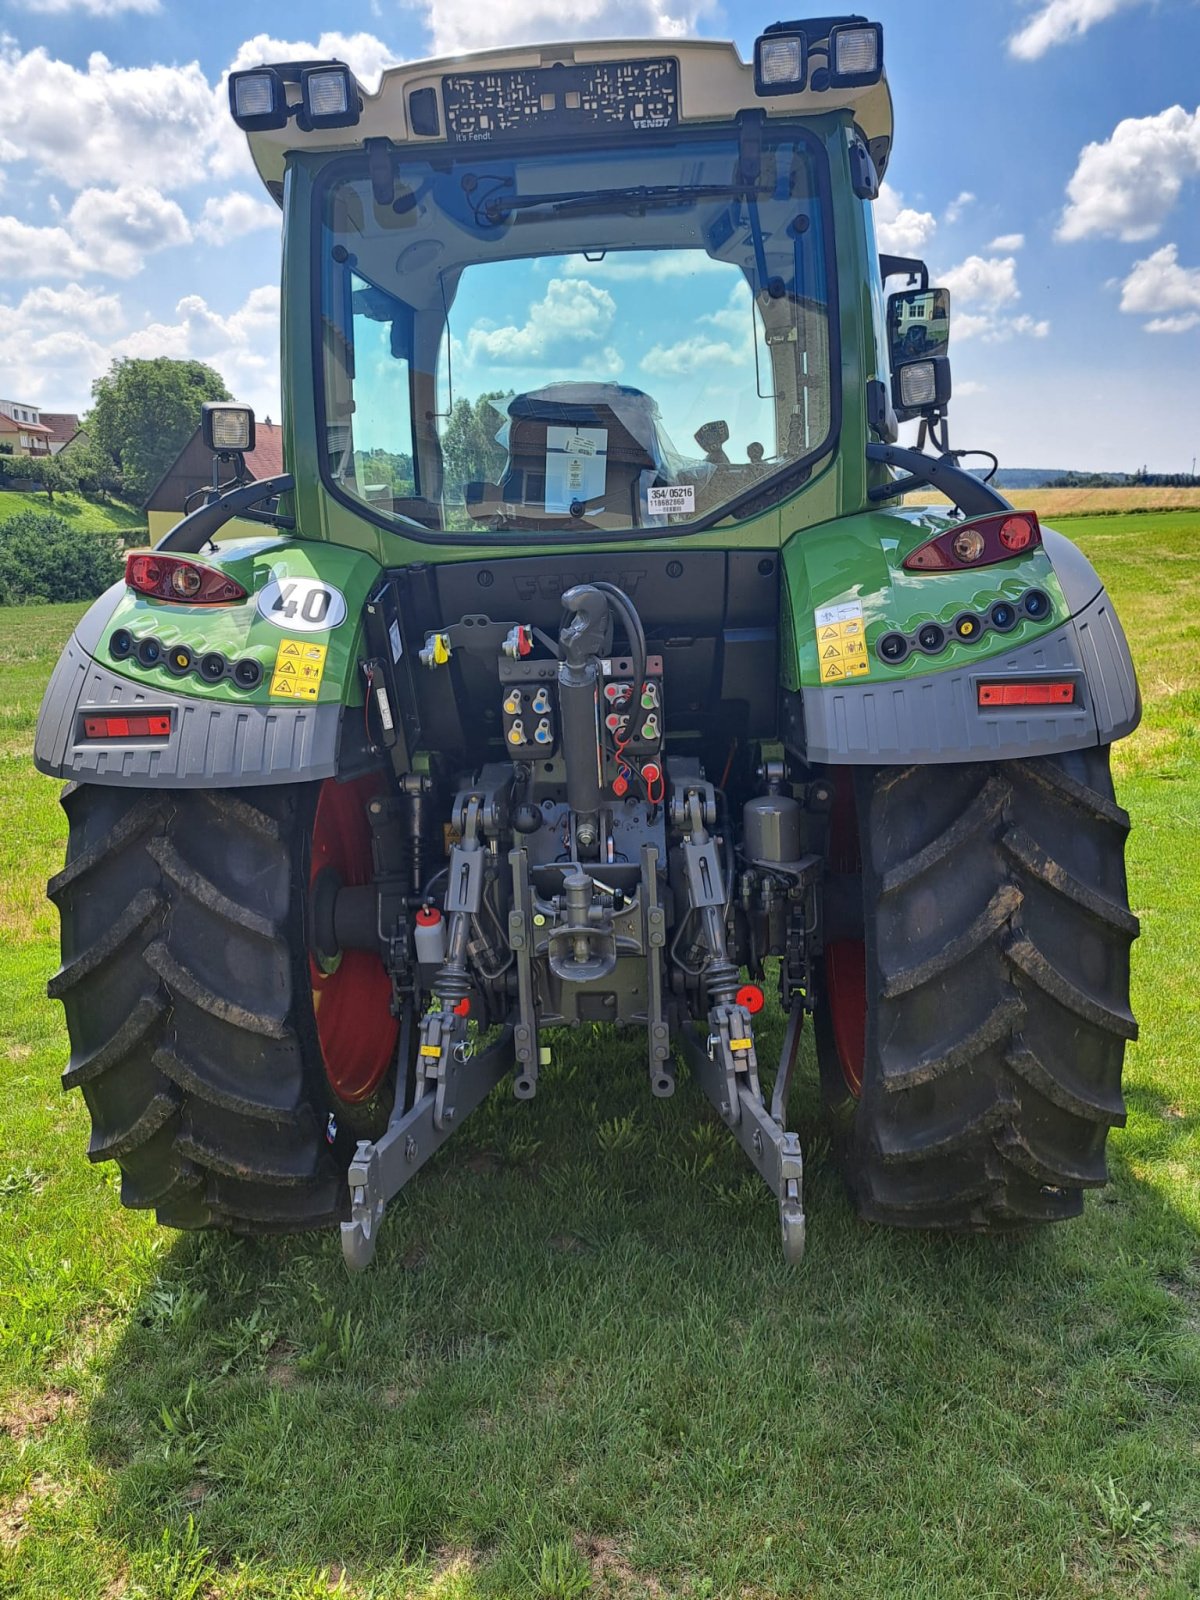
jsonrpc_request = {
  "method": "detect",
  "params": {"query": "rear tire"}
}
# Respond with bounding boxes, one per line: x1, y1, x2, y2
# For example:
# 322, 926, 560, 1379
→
49, 779, 398, 1234
815, 749, 1138, 1229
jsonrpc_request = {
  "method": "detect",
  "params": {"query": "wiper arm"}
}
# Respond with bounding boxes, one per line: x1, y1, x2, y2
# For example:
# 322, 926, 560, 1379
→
479, 183, 755, 226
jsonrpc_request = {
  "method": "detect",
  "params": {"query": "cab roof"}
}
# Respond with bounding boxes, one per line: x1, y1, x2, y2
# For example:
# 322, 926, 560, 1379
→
242, 32, 894, 198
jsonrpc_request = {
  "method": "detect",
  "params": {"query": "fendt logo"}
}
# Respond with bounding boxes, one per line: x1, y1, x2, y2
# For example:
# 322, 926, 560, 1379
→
511, 571, 647, 601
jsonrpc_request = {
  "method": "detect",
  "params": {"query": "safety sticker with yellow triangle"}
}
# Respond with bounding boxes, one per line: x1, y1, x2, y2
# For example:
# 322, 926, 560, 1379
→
814, 599, 870, 684
271, 637, 327, 700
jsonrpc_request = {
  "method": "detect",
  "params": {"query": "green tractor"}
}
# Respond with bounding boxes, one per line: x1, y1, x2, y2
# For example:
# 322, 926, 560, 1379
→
36, 18, 1140, 1269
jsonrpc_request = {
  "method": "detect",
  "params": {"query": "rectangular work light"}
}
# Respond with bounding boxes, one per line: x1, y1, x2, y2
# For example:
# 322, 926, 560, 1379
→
829, 22, 884, 87
894, 356, 951, 417
755, 31, 807, 95
228, 68, 289, 132
301, 64, 361, 128
202, 401, 255, 456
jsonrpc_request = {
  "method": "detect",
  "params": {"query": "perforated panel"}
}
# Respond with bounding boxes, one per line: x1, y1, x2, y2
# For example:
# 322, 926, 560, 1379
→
441, 58, 679, 143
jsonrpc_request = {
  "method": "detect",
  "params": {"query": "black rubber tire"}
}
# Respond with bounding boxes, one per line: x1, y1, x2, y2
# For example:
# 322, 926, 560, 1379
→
48, 782, 393, 1234
816, 748, 1138, 1229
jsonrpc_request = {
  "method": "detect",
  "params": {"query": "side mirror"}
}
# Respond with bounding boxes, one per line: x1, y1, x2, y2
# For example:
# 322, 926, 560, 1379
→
887, 287, 951, 420
202, 401, 256, 457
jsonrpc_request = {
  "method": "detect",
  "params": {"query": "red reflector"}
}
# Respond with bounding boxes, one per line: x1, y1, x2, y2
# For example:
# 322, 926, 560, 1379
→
83, 714, 172, 739
736, 983, 765, 1015
978, 681, 1075, 707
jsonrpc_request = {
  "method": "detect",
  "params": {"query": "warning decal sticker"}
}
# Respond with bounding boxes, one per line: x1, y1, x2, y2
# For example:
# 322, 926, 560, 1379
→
814, 601, 870, 684
270, 638, 328, 700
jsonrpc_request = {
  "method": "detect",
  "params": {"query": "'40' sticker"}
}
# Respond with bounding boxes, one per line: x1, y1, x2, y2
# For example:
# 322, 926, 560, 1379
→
257, 577, 347, 633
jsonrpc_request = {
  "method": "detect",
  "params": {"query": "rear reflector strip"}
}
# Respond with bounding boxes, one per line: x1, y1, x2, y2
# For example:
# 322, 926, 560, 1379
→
978, 681, 1075, 707
82, 714, 172, 739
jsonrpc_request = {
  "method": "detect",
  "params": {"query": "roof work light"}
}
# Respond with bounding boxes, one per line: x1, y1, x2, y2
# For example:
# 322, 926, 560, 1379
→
300, 64, 361, 129
228, 60, 361, 134
829, 22, 884, 86
228, 68, 289, 132
754, 17, 883, 97
755, 32, 807, 95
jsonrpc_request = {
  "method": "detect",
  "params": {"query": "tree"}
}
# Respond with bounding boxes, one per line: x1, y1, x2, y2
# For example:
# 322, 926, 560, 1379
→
66, 439, 124, 500
37, 454, 78, 504
0, 510, 123, 604
87, 357, 231, 503
441, 391, 508, 499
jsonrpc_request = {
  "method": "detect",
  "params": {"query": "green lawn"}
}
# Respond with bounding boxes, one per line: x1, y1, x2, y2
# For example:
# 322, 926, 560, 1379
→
2, 516, 1198, 1600
0, 489, 147, 537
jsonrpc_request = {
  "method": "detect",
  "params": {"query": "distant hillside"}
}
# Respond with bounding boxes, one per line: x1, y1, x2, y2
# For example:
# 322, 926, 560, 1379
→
990, 468, 1071, 489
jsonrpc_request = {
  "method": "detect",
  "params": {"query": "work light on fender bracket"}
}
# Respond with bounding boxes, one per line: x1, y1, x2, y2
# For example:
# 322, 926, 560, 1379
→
903, 511, 1042, 573
202, 401, 255, 456
125, 552, 247, 605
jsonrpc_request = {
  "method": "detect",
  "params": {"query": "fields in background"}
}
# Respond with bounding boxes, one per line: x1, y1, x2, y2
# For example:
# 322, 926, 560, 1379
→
1, 512, 1198, 1599
908, 485, 1200, 517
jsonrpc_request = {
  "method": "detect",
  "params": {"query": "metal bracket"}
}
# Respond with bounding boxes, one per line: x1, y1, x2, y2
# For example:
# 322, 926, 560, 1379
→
508, 846, 541, 1099
341, 1026, 515, 1271
681, 1012, 806, 1265
641, 843, 673, 1096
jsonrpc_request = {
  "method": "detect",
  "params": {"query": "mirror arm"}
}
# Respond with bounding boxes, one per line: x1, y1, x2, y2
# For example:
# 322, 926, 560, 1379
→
866, 443, 1012, 516
879, 254, 929, 288
156, 474, 296, 552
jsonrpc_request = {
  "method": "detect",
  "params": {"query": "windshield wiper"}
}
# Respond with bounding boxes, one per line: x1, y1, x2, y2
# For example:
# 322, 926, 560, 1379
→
478, 182, 758, 226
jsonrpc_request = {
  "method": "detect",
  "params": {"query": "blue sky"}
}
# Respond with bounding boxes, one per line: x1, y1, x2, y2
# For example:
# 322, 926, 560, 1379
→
0, 0, 1197, 472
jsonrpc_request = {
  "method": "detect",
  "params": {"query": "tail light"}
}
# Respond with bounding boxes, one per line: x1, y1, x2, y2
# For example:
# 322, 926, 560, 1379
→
126, 552, 246, 605
904, 512, 1042, 573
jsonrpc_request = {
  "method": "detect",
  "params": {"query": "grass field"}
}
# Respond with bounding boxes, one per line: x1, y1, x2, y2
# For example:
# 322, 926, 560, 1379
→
2, 513, 1198, 1599
908, 486, 1200, 518
0, 489, 147, 537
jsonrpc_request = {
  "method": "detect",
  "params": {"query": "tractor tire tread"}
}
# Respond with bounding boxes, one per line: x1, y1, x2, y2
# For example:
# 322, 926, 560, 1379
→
51, 783, 349, 1235
820, 748, 1136, 1233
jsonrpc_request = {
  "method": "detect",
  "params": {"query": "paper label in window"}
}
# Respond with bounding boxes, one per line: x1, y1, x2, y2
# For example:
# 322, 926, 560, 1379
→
545, 426, 607, 514
647, 484, 695, 518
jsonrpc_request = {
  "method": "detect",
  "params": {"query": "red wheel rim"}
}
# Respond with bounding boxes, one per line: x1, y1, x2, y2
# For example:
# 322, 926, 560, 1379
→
827, 768, 866, 1099
309, 775, 398, 1103
826, 941, 866, 1097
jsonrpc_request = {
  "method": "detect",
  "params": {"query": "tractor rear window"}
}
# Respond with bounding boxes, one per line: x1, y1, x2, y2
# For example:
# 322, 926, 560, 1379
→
317, 128, 835, 539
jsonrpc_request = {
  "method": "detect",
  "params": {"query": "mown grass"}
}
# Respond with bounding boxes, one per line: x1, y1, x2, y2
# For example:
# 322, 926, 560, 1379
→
2, 516, 1198, 1599
0, 490, 147, 536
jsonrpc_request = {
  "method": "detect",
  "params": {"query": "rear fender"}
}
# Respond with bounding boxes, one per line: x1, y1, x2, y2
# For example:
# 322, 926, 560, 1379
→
779, 507, 1140, 764
34, 537, 384, 787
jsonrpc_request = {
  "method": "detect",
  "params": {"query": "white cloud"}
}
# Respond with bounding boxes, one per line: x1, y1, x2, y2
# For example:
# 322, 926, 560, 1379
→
640, 279, 756, 377
944, 191, 976, 226
1119, 244, 1200, 333
0, 280, 281, 417
1057, 105, 1200, 242
562, 251, 728, 282
0, 184, 190, 280
466, 277, 619, 368
940, 254, 1021, 309
0, 43, 218, 191
1009, 0, 1141, 59
196, 192, 279, 245
14, 281, 125, 334
988, 232, 1026, 251
406, 0, 719, 56
875, 182, 936, 257
1146, 312, 1200, 333
67, 184, 192, 276
0, 215, 91, 279
27, 0, 159, 12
